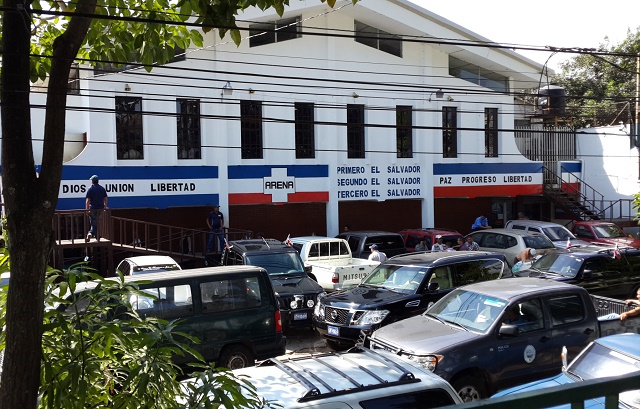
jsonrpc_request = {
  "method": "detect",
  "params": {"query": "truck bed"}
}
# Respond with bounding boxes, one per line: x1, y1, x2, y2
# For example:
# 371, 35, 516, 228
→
591, 294, 640, 336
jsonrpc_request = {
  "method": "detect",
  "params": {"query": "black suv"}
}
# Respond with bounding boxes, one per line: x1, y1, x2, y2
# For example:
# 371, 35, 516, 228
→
221, 239, 326, 330
335, 231, 407, 259
516, 246, 640, 299
312, 251, 512, 350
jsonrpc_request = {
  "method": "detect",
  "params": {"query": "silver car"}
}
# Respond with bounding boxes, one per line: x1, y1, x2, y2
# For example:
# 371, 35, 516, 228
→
465, 228, 556, 267
504, 219, 595, 249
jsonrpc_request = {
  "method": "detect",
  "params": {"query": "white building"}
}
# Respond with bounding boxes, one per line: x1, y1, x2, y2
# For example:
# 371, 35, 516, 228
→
24, 0, 554, 238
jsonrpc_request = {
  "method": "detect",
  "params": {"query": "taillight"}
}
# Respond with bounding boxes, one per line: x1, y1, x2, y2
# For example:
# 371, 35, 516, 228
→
275, 309, 283, 333
332, 273, 339, 283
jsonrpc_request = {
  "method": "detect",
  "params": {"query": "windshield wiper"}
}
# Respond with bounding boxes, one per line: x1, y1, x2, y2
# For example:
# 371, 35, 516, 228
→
426, 314, 469, 331
426, 313, 448, 325
445, 320, 470, 332
565, 369, 583, 382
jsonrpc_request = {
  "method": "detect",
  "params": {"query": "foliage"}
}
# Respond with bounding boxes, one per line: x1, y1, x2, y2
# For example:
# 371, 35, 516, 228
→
0, 266, 276, 408
551, 29, 640, 128
634, 193, 640, 224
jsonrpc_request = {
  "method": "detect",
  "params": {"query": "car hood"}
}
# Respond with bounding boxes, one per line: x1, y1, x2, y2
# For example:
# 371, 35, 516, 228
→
321, 285, 415, 309
595, 236, 640, 248
493, 373, 572, 397
551, 238, 593, 249
271, 275, 322, 294
371, 314, 481, 354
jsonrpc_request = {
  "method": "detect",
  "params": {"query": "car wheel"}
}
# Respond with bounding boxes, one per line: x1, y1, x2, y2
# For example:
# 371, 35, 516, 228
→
326, 339, 352, 352
218, 345, 255, 370
452, 375, 486, 402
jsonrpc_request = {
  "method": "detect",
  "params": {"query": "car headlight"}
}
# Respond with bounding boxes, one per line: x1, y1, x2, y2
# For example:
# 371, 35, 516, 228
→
355, 310, 390, 325
290, 300, 299, 309
408, 354, 443, 372
306, 299, 315, 308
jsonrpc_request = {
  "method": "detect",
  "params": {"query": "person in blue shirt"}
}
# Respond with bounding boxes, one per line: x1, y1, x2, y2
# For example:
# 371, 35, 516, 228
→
85, 175, 108, 241
471, 215, 492, 231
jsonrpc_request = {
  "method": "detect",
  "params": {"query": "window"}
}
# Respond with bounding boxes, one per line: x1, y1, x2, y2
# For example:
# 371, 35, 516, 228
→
548, 294, 585, 326
442, 107, 457, 158
200, 277, 263, 313
453, 259, 507, 286
396, 105, 413, 158
130, 284, 193, 320
241, 100, 263, 159
68, 64, 80, 95
354, 21, 402, 58
249, 17, 301, 47
449, 56, 509, 94
116, 96, 144, 160
485, 108, 498, 157
295, 102, 315, 159
177, 99, 201, 159
347, 104, 365, 158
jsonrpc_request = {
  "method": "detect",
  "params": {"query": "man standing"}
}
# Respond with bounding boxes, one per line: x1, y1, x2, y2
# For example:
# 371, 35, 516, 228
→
85, 175, 108, 241
431, 235, 445, 252
463, 236, 480, 251
206, 205, 225, 253
368, 244, 387, 262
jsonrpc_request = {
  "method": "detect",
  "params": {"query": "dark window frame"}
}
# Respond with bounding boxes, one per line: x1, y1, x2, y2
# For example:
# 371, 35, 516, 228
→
116, 96, 144, 160
354, 20, 402, 58
485, 108, 498, 157
249, 17, 302, 47
347, 104, 365, 159
396, 105, 413, 158
295, 102, 315, 159
177, 98, 202, 159
442, 106, 458, 158
241, 100, 263, 159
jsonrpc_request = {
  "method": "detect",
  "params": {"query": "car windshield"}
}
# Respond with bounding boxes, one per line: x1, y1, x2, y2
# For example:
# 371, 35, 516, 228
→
426, 289, 508, 332
523, 235, 556, 249
593, 224, 627, 238
361, 265, 426, 294
542, 226, 576, 241
531, 254, 583, 278
245, 252, 304, 276
568, 342, 640, 407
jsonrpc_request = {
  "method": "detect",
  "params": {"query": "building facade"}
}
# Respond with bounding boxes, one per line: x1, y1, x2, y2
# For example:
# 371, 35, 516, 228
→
19, 0, 558, 239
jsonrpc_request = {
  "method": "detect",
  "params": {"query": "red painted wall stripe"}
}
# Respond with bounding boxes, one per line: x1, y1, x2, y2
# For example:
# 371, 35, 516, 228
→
229, 191, 329, 205
434, 184, 543, 198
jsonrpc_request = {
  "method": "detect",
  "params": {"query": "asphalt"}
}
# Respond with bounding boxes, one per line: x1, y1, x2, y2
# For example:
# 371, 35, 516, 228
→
283, 327, 331, 358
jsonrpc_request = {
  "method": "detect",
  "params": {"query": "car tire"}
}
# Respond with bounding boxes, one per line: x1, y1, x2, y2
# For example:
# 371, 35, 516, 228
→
452, 375, 486, 402
326, 339, 352, 352
218, 345, 255, 370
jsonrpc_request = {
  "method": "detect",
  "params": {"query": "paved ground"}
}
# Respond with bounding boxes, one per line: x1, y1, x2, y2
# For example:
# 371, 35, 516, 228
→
283, 327, 331, 358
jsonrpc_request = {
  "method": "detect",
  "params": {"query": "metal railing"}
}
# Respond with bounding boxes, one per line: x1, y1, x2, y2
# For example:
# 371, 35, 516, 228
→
442, 371, 640, 409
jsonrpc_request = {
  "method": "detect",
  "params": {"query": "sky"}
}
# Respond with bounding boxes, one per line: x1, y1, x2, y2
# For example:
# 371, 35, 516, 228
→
412, 0, 640, 71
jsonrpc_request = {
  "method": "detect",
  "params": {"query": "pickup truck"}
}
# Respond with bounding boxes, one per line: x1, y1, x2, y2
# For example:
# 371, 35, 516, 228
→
368, 278, 640, 402
289, 236, 379, 291
572, 220, 640, 248
335, 231, 407, 259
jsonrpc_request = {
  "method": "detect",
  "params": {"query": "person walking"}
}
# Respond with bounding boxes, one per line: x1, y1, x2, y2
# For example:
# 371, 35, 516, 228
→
368, 244, 387, 262
471, 215, 492, 231
85, 175, 108, 241
206, 204, 225, 253
431, 235, 445, 252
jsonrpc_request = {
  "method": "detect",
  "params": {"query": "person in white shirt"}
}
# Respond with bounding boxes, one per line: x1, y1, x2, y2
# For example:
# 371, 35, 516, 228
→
368, 244, 387, 262
431, 235, 445, 252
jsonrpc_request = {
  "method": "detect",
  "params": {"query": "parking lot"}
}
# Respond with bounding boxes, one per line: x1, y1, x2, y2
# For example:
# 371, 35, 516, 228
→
283, 327, 331, 358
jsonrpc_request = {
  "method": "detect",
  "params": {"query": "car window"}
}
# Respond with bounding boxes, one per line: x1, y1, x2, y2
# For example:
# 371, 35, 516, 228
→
516, 299, 544, 332
575, 225, 595, 239
347, 237, 361, 254
523, 235, 555, 249
532, 254, 582, 277
624, 251, 640, 274
359, 388, 457, 409
429, 267, 452, 290
469, 232, 485, 245
510, 224, 526, 230
452, 259, 510, 286
481, 233, 502, 249
365, 235, 405, 251
363, 265, 426, 293
117, 260, 130, 275
428, 289, 508, 332
200, 277, 262, 313
593, 224, 626, 238
130, 284, 193, 320
547, 294, 585, 327
543, 226, 575, 240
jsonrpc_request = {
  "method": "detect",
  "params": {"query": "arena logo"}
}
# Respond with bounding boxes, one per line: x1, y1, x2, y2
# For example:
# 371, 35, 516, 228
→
263, 168, 296, 202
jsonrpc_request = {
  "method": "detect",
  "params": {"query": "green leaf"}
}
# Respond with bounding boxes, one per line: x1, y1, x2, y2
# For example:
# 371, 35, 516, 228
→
230, 29, 242, 46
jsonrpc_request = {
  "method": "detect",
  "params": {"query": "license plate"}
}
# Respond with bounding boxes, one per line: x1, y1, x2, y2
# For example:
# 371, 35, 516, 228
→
328, 325, 339, 336
294, 312, 308, 321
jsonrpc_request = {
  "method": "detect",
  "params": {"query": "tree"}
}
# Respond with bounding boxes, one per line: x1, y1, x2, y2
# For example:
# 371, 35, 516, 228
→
551, 30, 640, 128
0, 0, 346, 406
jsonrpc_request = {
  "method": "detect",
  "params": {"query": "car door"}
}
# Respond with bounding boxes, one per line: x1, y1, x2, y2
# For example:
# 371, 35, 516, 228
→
544, 293, 597, 363
493, 297, 558, 390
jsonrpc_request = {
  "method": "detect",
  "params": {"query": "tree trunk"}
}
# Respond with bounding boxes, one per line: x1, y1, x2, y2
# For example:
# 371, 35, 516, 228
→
0, 0, 96, 406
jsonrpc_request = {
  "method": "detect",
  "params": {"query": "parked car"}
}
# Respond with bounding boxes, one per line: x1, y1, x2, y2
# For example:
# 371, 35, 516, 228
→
116, 255, 182, 275
368, 278, 640, 401
289, 236, 379, 291
398, 228, 464, 252
221, 239, 325, 331
465, 228, 556, 267
179, 346, 464, 409
313, 251, 513, 350
493, 333, 640, 408
515, 246, 640, 299
504, 219, 594, 249
335, 231, 407, 259
67, 266, 286, 369
573, 220, 640, 248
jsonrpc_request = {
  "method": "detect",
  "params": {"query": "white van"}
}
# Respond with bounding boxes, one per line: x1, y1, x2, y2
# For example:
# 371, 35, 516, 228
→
116, 255, 182, 275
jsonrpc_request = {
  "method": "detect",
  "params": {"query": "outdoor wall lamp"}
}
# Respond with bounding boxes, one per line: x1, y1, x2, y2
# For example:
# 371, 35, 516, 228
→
428, 89, 444, 101
221, 81, 233, 98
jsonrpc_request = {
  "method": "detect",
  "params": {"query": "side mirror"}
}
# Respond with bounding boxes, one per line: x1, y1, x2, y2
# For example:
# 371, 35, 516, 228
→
304, 265, 313, 274
582, 269, 593, 279
427, 281, 439, 292
498, 324, 519, 337
561, 345, 568, 370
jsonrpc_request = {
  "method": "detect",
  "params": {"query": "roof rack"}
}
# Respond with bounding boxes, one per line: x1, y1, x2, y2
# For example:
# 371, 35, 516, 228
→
595, 245, 635, 254
257, 347, 420, 403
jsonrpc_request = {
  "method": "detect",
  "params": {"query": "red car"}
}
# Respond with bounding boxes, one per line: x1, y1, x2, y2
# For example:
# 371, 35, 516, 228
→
398, 228, 463, 252
572, 221, 640, 248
